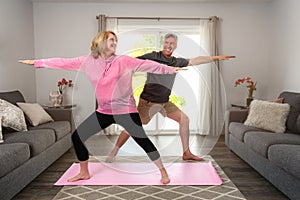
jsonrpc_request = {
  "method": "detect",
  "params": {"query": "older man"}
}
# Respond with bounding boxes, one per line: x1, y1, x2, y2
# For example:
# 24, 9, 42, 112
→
106, 33, 235, 162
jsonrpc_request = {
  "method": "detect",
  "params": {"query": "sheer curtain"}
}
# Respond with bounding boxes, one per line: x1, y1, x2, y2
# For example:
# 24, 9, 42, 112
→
98, 15, 223, 136
196, 17, 225, 136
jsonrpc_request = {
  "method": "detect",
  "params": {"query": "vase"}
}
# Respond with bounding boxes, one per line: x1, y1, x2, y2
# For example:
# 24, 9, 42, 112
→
246, 97, 253, 107
49, 90, 63, 107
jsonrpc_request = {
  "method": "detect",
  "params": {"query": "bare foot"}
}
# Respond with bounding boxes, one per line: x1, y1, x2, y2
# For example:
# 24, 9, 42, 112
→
160, 168, 170, 184
161, 175, 170, 184
182, 152, 204, 161
67, 173, 91, 182
105, 155, 114, 163
105, 147, 119, 163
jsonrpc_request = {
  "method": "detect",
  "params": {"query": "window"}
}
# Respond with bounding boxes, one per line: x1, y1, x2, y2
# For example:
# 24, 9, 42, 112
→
108, 18, 212, 134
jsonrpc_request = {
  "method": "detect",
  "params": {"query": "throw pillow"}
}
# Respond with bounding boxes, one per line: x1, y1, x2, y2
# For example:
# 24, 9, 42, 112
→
0, 116, 3, 143
244, 99, 290, 133
16, 102, 54, 126
248, 97, 284, 112
267, 97, 284, 103
0, 99, 27, 132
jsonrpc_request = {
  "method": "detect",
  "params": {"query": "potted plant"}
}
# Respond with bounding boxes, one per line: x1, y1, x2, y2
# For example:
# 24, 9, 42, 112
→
49, 78, 73, 107
235, 77, 257, 106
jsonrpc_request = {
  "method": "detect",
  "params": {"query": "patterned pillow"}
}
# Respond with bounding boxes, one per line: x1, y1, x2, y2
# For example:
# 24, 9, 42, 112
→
0, 99, 27, 132
0, 116, 3, 143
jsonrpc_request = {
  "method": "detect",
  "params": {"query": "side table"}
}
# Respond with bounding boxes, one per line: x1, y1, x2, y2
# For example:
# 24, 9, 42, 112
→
231, 104, 248, 110
43, 104, 77, 132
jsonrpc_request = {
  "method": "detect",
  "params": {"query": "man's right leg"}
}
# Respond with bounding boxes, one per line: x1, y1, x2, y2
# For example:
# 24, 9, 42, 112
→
105, 130, 130, 162
106, 98, 160, 162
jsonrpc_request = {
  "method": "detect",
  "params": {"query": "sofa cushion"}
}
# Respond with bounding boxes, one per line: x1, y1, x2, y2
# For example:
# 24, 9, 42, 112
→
279, 91, 300, 134
3, 129, 56, 156
229, 122, 266, 142
268, 144, 300, 179
17, 102, 54, 126
244, 100, 290, 133
0, 90, 25, 106
0, 143, 30, 178
29, 121, 71, 140
244, 131, 300, 158
0, 99, 28, 132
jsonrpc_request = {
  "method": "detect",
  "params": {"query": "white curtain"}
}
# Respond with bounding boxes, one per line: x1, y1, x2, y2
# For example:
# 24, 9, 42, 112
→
196, 17, 225, 136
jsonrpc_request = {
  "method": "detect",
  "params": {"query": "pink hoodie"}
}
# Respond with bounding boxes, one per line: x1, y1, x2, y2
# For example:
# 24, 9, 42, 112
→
35, 55, 174, 114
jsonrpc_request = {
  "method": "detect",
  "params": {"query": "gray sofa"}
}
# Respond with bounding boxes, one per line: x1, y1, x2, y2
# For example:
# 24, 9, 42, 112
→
225, 91, 300, 200
0, 90, 73, 200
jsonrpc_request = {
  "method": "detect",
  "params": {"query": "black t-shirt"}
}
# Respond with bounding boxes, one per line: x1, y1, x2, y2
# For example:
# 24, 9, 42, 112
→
137, 51, 189, 103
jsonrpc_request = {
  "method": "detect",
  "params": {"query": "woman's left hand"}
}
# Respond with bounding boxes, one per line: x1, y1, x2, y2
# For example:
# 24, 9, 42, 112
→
18, 60, 35, 65
173, 67, 188, 73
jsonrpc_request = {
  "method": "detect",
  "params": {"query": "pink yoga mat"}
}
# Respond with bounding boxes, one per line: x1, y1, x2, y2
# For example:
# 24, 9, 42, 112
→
55, 162, 222, 186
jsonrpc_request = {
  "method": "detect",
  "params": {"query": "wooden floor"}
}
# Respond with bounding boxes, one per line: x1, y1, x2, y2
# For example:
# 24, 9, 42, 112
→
13, 134, 289, 200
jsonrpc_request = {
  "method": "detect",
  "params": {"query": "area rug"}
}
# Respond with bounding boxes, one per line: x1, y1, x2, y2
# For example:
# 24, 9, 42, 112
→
52, 155, 246, 200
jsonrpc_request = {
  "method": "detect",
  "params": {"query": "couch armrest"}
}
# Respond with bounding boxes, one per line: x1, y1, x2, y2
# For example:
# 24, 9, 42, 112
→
225, 109, 248, 147
44, 107, 75, 132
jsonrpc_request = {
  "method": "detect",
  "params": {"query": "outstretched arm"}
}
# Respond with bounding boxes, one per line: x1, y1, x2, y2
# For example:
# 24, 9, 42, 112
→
188, 55, 235, 66
18, 56, 87, 71
131, 56, 188, 74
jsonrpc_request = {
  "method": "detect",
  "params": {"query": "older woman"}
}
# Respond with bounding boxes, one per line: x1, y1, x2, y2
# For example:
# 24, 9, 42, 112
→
19, 31, 186, 184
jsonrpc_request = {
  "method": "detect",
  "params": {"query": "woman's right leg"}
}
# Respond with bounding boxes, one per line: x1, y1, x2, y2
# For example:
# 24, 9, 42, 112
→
68, 112, 113, 182
115, 113, 170, 184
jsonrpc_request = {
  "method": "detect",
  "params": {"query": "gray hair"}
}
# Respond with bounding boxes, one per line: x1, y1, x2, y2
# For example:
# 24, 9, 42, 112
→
164, 33, 178, 44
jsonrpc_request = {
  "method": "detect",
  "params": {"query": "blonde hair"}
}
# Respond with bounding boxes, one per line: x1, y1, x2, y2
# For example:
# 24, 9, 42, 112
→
91, 31, 118, 59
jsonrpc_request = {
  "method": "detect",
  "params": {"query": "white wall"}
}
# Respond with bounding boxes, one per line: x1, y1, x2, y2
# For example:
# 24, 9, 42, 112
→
0, 0, 298, 131
268, 0, 300, 96
0, 0, 36, 102
33, 1, 272, 123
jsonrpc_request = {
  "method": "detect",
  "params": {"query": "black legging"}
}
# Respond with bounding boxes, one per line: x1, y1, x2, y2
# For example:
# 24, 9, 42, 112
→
71, 112, 160, 161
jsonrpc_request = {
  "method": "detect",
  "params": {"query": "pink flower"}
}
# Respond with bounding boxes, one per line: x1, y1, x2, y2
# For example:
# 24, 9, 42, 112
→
234, 77, 257, 98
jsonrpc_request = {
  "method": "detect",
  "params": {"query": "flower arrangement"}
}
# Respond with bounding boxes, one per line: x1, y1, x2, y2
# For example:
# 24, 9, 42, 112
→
234, 77, 257, 99
57, 78, 73, 94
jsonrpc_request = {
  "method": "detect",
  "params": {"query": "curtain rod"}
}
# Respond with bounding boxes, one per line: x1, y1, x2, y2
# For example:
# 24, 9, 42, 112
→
97, 16, 216, 21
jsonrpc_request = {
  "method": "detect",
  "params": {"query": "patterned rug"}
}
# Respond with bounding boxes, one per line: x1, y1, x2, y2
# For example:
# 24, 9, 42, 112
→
52, 156, 246, 200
